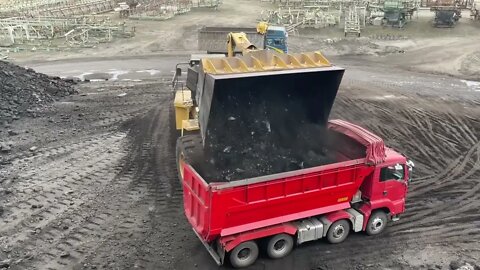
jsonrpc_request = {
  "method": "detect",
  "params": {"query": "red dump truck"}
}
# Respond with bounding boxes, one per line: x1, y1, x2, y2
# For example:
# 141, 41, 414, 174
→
174, 50, 413, 268
179, 119, 413, 268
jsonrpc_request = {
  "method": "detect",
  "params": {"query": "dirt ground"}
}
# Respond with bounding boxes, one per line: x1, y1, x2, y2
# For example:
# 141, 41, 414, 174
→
1, 0, 480, 269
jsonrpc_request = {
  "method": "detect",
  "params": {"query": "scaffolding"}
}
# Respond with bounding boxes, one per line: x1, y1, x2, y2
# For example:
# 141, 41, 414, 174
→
0, 16, 134, 47
344, 5, 361, 36
472, 0, 480, 20
260, 0, 364, 30
0, 0, 116, 18
191, 0, 222, 7
260, 0, 418, 31
121, 0, 221, 20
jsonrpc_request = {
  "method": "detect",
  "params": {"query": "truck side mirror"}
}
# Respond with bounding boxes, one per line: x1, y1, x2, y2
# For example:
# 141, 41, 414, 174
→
175, 67, 182, 77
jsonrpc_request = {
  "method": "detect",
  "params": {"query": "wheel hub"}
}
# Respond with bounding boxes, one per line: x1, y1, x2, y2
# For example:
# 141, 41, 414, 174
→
332, 224, 345, 238
238, 248, 251, 260
371, 217, 384, 232
273, 239, 286, 251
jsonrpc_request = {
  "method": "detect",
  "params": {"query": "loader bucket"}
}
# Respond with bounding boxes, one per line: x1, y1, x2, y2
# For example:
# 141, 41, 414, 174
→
197, 52, 345, 155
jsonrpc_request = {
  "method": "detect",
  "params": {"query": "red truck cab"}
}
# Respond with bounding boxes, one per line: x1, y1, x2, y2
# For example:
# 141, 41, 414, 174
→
361, 147, 410, 217
179, 119, 413, 268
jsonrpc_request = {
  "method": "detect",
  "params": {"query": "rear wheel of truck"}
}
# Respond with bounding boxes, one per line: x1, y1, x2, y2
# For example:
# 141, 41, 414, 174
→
266, 233, 294, 259
176, 135, 202, 183
366, 211, 388, 236
229, 241, 259, 268
327, 219, 350, 244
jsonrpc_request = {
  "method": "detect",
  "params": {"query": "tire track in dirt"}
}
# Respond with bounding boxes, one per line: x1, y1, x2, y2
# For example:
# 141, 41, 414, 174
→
329, 88, 480, 269
0, 82, 173, 270
0, 132, 126, 231
1, 132, 129, 269
72, 96, 187, 269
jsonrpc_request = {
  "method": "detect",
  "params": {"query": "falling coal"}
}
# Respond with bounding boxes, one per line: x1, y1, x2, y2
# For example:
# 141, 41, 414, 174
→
191, 66, 349, 182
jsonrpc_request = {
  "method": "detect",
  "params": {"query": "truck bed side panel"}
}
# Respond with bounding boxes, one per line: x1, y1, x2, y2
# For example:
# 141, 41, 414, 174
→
183, 164, 211, 239
209, 163, 372, 239
183, 160, 374, 242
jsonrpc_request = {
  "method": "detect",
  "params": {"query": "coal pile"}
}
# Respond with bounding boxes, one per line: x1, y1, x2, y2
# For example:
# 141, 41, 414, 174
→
0, 61, 77, 123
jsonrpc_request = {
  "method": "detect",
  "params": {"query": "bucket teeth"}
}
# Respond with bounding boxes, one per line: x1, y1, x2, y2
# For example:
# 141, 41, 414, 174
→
201, 50, 332, 74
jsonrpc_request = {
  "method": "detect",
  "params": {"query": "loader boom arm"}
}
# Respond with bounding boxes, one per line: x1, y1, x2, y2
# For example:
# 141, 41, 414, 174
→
226, 32, 258, 57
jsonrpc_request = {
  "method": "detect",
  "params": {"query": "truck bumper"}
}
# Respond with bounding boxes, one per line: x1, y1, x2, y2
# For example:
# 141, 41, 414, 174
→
192, 228, 223, 266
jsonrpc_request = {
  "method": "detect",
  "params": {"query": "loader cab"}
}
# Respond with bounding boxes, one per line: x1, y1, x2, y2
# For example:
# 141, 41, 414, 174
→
264, 26, 288, 53
176, 54, 225, 95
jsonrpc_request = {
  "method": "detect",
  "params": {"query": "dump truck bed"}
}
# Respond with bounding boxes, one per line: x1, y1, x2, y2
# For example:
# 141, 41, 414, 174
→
181, 120, 386, 242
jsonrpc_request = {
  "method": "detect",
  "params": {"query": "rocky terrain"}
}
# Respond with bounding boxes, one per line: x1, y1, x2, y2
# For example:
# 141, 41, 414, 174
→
0, 61, 76, 123
0, 61, 77, 155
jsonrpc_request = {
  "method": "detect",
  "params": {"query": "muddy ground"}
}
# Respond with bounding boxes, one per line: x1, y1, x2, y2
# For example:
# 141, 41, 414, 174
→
0, 56, 478, 270
1, 0, 480, 269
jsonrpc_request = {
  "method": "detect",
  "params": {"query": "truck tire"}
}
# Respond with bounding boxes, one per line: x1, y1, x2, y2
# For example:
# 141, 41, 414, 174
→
176, 135, 202, 183
327, 219, 350, 244
229, 241, 259, 268
366, 211, 388, 236
266, 233, 294, 259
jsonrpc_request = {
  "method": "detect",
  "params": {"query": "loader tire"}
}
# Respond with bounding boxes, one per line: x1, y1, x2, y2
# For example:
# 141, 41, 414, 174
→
366, 211, 388, 236
176, 134, 203, 183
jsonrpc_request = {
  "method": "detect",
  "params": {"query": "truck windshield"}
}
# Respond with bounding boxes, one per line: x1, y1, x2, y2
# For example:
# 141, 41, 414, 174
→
266, 38, 285, 46
380, 164, 405, 181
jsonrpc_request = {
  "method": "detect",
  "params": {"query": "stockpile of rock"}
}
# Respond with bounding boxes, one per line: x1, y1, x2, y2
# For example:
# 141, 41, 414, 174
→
0, 60, 77, 124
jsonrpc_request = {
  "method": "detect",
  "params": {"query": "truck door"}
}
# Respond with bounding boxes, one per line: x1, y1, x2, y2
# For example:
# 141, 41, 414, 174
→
379, 164, 407, 214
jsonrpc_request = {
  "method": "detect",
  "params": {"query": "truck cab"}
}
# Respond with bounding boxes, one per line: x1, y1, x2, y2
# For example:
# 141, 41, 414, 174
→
265, 26, 288, 53
360, 148, 411, 219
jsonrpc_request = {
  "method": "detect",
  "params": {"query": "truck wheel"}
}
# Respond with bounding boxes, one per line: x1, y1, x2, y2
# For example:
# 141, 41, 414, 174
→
176, 135, 202, 183
366, 211, 388, 236
327, 219, 350, 244
266, 233, 294, 259
229, 241, 259, 268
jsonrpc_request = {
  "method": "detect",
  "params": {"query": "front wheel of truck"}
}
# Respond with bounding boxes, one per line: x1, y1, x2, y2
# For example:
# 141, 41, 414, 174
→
366, 211, 388, 236
229, 241, 259, 268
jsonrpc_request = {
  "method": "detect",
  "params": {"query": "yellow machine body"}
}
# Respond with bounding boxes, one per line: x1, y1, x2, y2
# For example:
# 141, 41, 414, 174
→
174, 90, 199, 134
173, 31, 344, 142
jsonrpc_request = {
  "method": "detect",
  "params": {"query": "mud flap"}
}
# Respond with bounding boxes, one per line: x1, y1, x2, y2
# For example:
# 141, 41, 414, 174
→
192, 228, 223, 266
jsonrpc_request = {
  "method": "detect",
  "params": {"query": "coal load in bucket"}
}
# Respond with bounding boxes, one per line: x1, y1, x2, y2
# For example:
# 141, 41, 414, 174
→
196, 60, 345, 182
